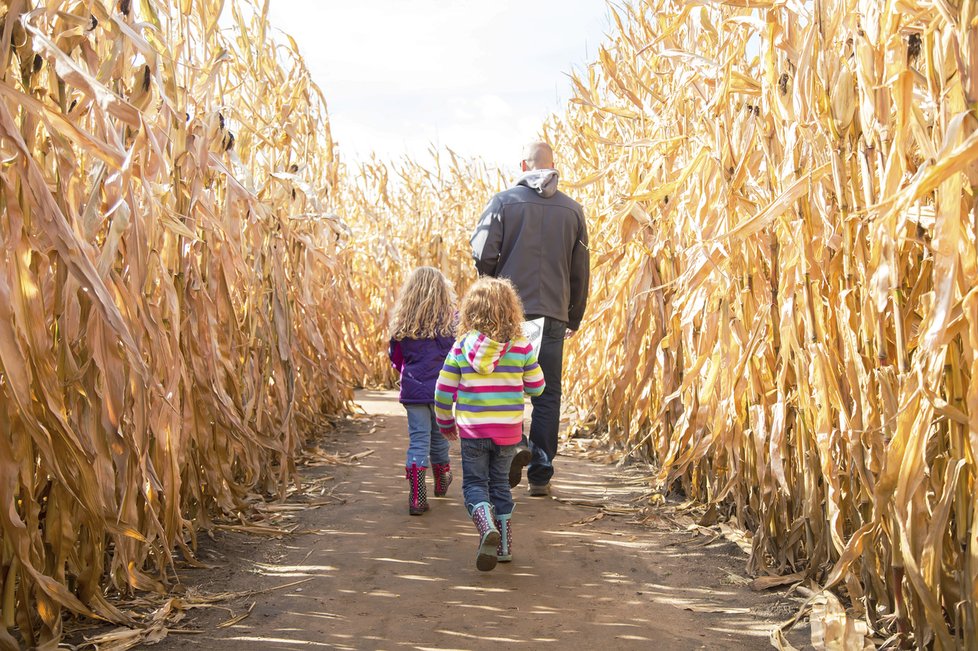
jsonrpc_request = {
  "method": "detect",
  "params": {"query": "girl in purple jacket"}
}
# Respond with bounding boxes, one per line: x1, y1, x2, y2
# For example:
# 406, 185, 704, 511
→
388, 267, 458, 515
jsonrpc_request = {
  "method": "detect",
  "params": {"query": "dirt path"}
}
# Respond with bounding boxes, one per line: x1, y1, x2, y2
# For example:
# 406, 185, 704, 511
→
158, 390, 807, 650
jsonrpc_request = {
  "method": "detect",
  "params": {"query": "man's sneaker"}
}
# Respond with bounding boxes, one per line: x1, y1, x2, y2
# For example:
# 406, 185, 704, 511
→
528, 482, 550, 497
509, 446, 532, 488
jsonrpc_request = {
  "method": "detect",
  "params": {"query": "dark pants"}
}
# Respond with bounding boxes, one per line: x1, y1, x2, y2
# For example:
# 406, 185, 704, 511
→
524, 317, 565, 485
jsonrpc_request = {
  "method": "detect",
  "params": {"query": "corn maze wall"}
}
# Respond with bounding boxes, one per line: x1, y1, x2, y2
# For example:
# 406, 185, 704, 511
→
0, 0, 365, 647
548, 0, 978, 646
342, 0, 978, 646
3, 0, 978, 648
336, 153, 505, 386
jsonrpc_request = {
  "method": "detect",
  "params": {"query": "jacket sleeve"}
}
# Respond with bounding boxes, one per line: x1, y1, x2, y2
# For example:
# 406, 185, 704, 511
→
567, 210, 591, 330
471, 195, 504, 277
434, 352, 461, 431
522, 346, 546, 397
388, 339, 404, 373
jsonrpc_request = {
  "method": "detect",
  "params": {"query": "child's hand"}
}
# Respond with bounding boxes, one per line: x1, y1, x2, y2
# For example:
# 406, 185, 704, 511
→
440, 427, 459, 441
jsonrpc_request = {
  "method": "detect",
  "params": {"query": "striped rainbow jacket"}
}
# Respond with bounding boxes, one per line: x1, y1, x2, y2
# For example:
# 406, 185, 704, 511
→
434, 331, 545, 445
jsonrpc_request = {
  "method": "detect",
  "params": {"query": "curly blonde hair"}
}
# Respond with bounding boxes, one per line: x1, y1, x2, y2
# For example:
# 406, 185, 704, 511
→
459, 277, 525, 343
390, 267, 457, 340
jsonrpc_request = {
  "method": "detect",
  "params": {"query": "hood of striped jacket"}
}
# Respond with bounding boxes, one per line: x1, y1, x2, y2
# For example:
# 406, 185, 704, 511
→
459, 331, 511, 376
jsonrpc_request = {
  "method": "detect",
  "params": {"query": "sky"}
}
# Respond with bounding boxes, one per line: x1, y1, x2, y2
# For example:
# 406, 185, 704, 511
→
261, 1, 615, 170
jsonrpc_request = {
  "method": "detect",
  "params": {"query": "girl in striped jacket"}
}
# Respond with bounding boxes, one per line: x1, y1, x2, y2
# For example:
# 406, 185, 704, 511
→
435, 278, 545, 571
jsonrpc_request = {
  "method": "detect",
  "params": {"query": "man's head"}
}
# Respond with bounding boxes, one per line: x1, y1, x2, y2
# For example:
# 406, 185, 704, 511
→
521, 141, 554, 172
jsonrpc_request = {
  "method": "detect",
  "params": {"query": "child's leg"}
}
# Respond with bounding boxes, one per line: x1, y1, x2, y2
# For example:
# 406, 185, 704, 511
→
489, 444, 517, 562
488, 443, 517, 517
427, 406, 453, 496
404, 404, 432, 468
427, 405, 450, 466
403, 404, 432, 515
461, 438, 500, 571
459, 438, 492, 512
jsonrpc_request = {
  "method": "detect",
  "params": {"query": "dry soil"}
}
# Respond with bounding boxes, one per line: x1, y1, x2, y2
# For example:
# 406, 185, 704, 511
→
153, 390, 808, 651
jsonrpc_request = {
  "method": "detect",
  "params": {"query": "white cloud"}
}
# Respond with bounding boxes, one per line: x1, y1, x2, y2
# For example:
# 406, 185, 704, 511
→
478, 95, 514, 121
261, 0, 613, 169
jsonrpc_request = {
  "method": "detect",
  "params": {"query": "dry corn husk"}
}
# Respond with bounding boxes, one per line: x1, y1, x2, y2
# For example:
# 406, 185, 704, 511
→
345, 0, 978, 647
549, 1, 978, 647
4, 0, 978, 648
0, 0, 361, 646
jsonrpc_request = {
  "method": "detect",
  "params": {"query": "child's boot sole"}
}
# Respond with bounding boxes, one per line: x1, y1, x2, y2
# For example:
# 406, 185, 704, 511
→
509, 447, 532, 488
476, 531, 501, 571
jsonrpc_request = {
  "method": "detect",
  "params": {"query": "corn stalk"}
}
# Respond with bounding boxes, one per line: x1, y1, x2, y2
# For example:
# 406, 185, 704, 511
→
337, 151, 505, 385
0, 0, 361, 646
550, 0, 978, 647
345, 0, 978, 646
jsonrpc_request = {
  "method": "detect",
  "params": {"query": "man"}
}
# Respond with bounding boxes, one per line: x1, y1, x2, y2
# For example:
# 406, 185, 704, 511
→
470, 141, 590, 496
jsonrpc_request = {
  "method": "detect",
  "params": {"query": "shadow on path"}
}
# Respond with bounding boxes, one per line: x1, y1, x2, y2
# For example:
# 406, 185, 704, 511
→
161, 390, 805, 650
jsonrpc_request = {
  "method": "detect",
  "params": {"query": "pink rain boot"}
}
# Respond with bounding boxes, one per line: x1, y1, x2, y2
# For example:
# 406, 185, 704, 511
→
432, 462, 453, 497
406, 465, 429, 515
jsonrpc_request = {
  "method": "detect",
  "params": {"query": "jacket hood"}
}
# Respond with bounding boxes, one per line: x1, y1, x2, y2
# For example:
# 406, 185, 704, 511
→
460, 331, 511, 375
517, 169, 559, 199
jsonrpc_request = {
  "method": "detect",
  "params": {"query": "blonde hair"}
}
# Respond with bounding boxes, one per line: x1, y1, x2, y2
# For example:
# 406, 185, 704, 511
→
390, 267, 457, 340
459, 277, 524, 343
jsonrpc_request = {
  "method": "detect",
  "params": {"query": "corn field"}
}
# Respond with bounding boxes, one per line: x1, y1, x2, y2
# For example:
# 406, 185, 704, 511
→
3, 0, 978, 648
340, 0, 978, 647
337, 152, 505, 384
0, 0, 363, 647
546, 1, 978, 647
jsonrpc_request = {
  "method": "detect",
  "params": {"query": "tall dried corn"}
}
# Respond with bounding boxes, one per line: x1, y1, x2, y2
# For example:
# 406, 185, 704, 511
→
0, 0, 360, 647
548, 0, 977, 647
4, 0, 978, 647
345, 0, 978, 646
338, 152, 504, 384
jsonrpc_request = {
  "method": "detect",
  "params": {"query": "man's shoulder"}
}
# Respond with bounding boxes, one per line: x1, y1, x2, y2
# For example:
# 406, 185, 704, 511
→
491, 186, 534, 204
493, 186, 583, 214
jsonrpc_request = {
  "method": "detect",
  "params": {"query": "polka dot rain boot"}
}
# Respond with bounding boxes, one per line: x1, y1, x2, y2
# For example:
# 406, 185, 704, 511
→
495, 511, 513, 562
470, 502, 500, 571
406, 465, 429, 515
432, 462, 453, 497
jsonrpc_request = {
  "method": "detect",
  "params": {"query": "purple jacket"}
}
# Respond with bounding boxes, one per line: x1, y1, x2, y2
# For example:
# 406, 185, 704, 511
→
389, 336, 456, 404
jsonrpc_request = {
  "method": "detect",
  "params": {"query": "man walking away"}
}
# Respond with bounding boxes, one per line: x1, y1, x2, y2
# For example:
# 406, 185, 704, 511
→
470, 141, 590, 497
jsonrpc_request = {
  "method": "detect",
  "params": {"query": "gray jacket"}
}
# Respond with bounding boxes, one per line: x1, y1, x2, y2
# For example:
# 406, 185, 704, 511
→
471, 169, 590, 330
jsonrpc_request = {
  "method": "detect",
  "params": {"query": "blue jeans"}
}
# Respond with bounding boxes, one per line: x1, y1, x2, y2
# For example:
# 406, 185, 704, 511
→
404, 404, 450, 468
460, 438, 517, 516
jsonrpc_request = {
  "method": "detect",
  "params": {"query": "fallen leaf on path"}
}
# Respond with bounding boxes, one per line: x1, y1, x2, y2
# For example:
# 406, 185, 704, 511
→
681, 604, 751, 614
212, 524, 296, 536
750, 572, 806, 592
810, 591, 874, 651
566, 512, 607, 526
719, 523, 753, 554
301, 446, 371, 466
721, 570, 752, 586
698, 504, 719, 526
770, 627, 801, 651
217, 601, 256, 628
